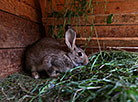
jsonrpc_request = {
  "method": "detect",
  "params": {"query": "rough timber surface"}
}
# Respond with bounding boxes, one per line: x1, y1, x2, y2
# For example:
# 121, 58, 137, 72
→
0, 0, 41, 22
0, 9, 42, 78
0, 10, 42, 48
0, 49, 24, 78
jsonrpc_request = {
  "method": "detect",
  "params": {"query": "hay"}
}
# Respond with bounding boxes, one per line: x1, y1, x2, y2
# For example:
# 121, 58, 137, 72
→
0, 51, 138, 102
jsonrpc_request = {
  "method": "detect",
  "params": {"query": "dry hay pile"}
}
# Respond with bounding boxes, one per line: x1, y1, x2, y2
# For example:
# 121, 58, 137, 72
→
0, 51, 138, 102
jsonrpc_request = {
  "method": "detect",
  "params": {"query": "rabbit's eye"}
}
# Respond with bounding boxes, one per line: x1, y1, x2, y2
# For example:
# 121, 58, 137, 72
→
78, 52, 82, 56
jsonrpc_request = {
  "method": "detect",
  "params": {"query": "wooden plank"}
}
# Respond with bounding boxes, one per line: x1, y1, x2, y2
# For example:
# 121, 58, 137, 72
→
60, 37, 138, 53
43, 13, 138, 26
43, 24, 138, 38
93, 0, 138, 14
49, 0, 138, 14
0, 49, 24, 78
76, 37, 138, 48
54, 0, 126, 10
86, 47, 138, 54
23, 0, 40, 10
73, 25, 138, 38
40, 0, 54, 17
0, 10, 42, 48
0, 0, 41, 22
75, 37, 138, 53
39, 0, 48, 18
55, 0, 126, 5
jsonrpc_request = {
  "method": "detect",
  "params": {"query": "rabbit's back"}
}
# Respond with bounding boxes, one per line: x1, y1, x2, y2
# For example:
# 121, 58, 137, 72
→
25, 38, 63, 70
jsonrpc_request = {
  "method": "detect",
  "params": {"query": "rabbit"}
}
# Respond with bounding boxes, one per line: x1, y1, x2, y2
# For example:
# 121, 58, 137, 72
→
25, 25, 89, 79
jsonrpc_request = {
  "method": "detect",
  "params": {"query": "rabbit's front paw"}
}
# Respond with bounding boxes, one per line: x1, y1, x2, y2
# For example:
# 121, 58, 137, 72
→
32, 72, 40, 79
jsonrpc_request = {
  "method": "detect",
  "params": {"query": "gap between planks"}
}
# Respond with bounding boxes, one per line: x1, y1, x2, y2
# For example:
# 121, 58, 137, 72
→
76, 37, 138, 41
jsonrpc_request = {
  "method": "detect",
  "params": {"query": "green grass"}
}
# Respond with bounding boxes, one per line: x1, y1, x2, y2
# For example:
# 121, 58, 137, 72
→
0, 51, 138, 102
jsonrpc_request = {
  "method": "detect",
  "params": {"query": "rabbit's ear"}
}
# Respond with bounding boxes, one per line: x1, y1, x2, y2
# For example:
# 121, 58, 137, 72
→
65, 29, 76, 50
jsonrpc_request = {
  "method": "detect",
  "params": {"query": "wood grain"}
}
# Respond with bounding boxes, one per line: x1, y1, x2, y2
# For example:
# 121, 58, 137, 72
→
23, 0, 40, 10
0, 0, 41, 22
43, 13, 138, 25
85, 47, 138, 55
0, 7, 43, 78
76, 37, 138, 49
93, 0, 138, 14
0, 10, 42, 48
41, 0, 138, 53
39, 0, 47, 18
55, 0, 126, 5
43, 24, 138, 38
74, 25, 138, 38
0, 49, 24, 78
52, 0, 138, 14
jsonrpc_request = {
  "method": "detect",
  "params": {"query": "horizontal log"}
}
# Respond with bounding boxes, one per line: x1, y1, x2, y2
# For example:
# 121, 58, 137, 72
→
0, 10, 42, 48
0, 49, 24, 78
0, 0, 41, 22
43, 13, 138, 25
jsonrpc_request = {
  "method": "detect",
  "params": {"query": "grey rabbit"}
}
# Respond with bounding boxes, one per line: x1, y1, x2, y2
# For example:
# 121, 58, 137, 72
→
25, 25, 89, 79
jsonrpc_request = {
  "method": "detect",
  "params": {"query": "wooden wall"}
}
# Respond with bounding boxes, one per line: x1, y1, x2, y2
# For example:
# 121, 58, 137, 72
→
0, 0, 43, 78
0, 0, 41, 23
40, 0, 138, 53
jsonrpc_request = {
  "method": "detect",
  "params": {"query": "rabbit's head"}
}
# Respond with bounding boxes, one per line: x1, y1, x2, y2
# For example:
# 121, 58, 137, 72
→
65, 27, 89, 67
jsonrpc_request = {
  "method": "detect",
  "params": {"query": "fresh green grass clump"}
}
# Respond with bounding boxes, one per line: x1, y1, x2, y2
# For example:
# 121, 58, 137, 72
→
0, 51, 138, 102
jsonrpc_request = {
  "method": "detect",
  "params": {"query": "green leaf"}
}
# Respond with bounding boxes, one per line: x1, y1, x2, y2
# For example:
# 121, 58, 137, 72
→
107, 14, 113, 24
